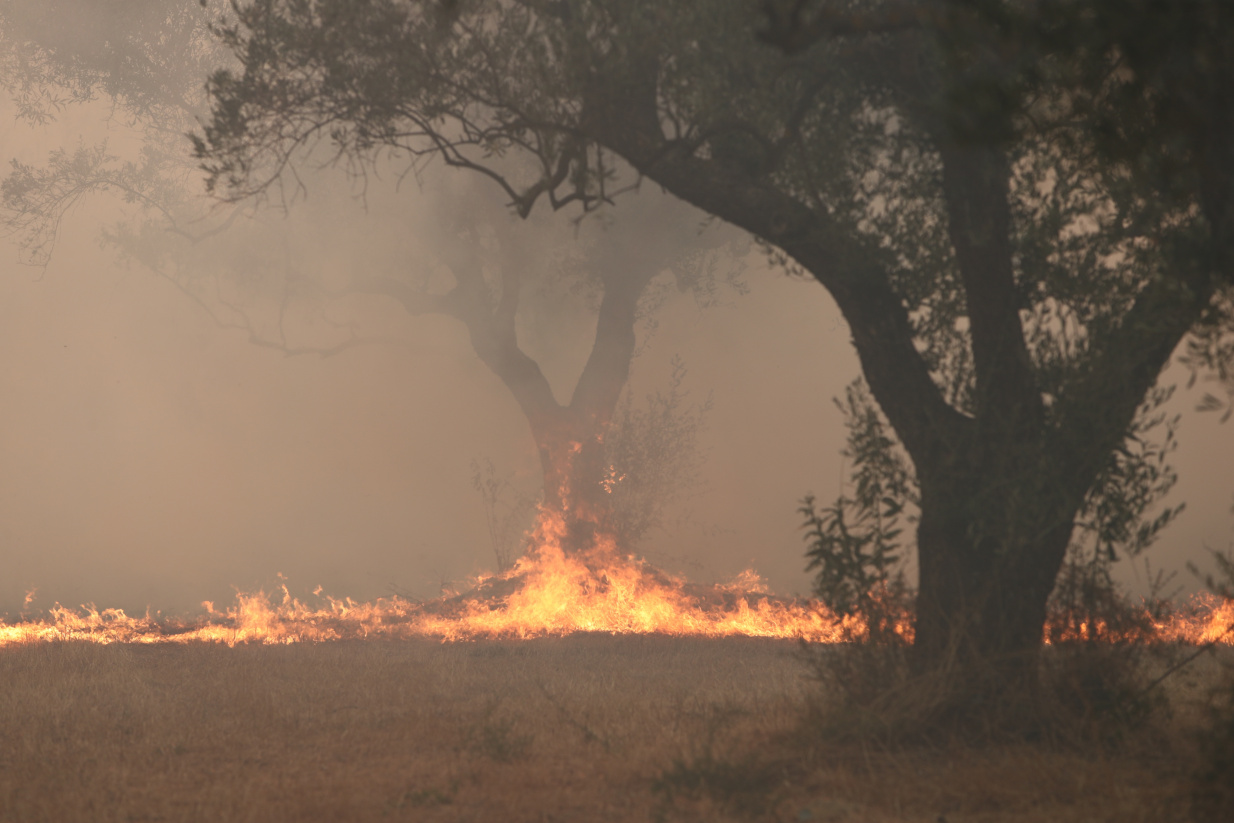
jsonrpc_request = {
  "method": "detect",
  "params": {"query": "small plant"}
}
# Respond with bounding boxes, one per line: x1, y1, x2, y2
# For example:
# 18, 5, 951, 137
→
1034, 547, 1168, 744
798, 380, 916, 738
470, 458, 537, 573
801, 379, 914, 645
652, 751, 779, 817
390, 782, 457, 810
1187, 541, 1234, 601
1046, 546, 1166, 646
603, 356, 713, 549
536, 681, 612, 751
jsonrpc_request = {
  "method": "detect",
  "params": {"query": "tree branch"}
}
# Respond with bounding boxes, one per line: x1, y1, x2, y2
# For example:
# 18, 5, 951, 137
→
570, 264, 655, 424
580, 62, 969, 469
348, 275, 461, 318
1052, 261, 1219, 500
938, 144, 1043, 431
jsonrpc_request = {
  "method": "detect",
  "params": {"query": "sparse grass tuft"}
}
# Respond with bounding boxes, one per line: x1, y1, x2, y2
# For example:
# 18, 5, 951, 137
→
464, 700, 534, 763
1190, 665, 1234, 822
651, 705, 783, 817
388, 782, 458, 810
653, 751, 780, 818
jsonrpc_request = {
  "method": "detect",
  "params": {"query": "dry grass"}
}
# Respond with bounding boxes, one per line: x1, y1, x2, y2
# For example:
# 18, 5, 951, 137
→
0, 636, 1224, 822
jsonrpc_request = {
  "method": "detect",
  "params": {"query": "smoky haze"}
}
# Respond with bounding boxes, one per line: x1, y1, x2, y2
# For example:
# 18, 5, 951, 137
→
0, 24, 1231, 619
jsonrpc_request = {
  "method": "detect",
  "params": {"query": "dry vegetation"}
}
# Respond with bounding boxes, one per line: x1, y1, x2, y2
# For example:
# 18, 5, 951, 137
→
0, 636, 1228, 822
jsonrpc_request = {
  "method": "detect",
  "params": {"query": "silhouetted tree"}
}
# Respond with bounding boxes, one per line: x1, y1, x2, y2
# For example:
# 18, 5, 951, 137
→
192, 0, 1234, 718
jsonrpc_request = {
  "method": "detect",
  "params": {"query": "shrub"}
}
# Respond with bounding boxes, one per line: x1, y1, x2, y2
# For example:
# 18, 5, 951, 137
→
1189, 544, 1234, 822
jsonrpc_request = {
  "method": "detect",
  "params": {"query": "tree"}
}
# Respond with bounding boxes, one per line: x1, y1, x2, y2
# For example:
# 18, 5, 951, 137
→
0, 0, 217, 126
192, 0, 1234, 716
0, 0, 736, 565
351, 172, 735, 555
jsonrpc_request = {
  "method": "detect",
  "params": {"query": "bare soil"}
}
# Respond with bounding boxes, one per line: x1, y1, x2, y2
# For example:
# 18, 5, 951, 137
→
0, 636, 1222, 822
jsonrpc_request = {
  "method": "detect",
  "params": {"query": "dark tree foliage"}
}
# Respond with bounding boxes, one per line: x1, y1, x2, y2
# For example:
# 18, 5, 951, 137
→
192, 0, 1234, 719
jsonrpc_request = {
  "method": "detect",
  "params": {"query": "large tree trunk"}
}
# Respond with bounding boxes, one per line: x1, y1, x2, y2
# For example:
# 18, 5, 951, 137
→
531, 244, 647, 554
582, 80, 1216, 723
912, 461, 1079, 709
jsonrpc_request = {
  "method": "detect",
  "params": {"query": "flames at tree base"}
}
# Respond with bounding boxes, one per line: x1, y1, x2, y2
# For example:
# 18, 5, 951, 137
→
1, 511, 1231, 648
2, 557, 1231, 648
0, 547, 862, 648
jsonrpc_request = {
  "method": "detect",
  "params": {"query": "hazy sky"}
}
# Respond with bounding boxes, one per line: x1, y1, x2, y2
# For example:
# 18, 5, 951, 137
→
1, 87, 1231, 618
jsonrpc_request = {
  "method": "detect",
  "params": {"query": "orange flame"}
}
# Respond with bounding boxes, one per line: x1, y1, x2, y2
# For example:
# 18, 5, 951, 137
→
414, 508, 856, 641
1045, 592, 1234, 646
0, 509, 861, 646
0, 509, 1230, 648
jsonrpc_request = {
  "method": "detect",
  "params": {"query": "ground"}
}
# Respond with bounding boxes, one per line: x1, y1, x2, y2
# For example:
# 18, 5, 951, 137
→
0, 635, 1223, 822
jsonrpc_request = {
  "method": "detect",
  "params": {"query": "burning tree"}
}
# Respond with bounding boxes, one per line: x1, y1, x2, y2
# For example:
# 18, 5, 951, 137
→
191, 0, 1234, 719
350, 174, 735, 557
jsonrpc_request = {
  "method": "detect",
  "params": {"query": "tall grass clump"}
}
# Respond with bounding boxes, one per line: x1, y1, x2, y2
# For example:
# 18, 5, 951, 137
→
797, 381, 919, 740
1188, 545, 1234, 822
1039, 546, 1178, 745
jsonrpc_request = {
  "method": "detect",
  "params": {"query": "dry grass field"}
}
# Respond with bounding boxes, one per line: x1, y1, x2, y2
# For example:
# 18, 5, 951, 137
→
0, 635, 1226, 822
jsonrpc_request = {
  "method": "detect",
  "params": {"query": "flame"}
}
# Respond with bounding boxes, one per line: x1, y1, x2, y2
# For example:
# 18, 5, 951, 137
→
0, 508, 1229, 648
413, 510, 858, 641
600, 464, 626, 494
1045, 592, 1234, 646
0, 509, 862, 647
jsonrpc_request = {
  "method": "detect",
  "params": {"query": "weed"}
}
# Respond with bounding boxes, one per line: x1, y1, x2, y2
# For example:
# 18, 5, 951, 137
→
1036, 556, 1175, 742
536, 680, 612, 751
464, 700, 534, 763
653, 751, 780, 817
1188, 543, 1234, 822
389, 782, 457, 810
651, 705, 781, 817
1190, 666, 1234, 822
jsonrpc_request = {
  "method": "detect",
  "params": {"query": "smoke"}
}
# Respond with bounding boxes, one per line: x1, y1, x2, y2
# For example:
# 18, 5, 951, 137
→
0, 26, 1230, 619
